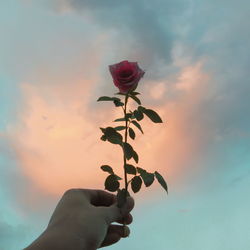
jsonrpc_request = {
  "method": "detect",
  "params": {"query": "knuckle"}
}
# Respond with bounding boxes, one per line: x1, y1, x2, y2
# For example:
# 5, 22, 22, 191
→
63, 188, 80, 196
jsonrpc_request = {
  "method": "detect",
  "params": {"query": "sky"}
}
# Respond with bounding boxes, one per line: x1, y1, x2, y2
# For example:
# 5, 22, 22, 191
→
0, 0, 250, 249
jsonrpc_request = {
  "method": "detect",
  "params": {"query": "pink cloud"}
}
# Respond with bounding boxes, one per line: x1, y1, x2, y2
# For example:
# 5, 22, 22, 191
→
176, 61, 209, 91
9, 60, 210, 200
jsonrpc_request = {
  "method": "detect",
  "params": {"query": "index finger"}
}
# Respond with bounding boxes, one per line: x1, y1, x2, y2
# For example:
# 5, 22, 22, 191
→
83, 189, 117, 207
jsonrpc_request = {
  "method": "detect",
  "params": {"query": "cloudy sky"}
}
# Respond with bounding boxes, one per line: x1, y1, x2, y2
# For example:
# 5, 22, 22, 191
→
0, 0, 249, 249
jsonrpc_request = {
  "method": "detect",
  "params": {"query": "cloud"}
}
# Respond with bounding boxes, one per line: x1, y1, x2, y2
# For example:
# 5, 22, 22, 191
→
51, 0, 190, 71
4, 57, 210, 201
2, 0, 250, 221
1, 1, 250, 249
175, 60, 209, 91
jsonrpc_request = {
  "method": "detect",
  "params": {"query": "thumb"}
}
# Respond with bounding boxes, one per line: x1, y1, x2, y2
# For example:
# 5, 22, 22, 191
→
104, 196, 135, 223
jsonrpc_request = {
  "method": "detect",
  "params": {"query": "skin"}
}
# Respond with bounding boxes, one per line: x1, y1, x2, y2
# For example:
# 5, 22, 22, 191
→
24, 189, 135, 250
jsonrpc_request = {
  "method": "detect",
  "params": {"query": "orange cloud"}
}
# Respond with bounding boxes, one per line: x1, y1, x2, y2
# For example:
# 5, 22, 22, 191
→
9, 60, 210, 198
176, 60, 209, 91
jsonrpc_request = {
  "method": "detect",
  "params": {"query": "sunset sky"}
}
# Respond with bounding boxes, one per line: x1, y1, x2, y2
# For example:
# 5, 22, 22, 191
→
0, 0, 250, 249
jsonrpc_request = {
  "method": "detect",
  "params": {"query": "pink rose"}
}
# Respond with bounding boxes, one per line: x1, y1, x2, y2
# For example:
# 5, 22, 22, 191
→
109, 60, 145, 94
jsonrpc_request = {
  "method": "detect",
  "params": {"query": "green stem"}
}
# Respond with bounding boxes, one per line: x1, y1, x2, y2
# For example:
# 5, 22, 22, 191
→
122, 93, 129, 232
123, 93, 129, 234
123, 93, 129, 193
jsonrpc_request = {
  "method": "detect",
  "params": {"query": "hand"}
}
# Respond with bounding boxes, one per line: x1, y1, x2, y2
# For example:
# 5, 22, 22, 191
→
25, 188, 135, 250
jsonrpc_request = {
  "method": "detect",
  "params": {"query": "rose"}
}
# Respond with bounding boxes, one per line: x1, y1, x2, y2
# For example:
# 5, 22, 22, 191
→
98, 60, 168, 204
109, 60, 145, 94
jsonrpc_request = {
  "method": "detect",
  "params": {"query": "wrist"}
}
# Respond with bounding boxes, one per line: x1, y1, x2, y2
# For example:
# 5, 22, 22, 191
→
24, 226, 91, 250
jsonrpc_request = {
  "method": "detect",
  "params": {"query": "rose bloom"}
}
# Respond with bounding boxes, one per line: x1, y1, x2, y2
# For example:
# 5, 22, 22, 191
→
109, 60, 145, 94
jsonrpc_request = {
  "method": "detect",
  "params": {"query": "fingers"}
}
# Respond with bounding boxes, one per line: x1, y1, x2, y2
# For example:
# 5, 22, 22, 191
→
99, 225, 130, 248
78, 189, 135, 213
104, 196, 135, 223
119, 196, 135, 216
116, 213, 133, 225
72, 189, 135, 224
83, 189, 117, 207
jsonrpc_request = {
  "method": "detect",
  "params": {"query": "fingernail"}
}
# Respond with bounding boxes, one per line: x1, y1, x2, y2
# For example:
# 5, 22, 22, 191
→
123, 226, 130, 238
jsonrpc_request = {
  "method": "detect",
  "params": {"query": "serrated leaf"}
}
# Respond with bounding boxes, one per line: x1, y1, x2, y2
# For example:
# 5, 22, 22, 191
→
130, 113, 136, 119
132, 150, 139, 163
123, 142, 134, 160
155, 171, 168, 193
105, 174, 120, 192
138, 105, 146, 112
142, 109, 163, 123
104, 127, 123, 145
115, 92, 126, 96
113, 117, 126, 122
141, 172, 154, 187
105, 126, 122, 136
97, 96, 120, 102
114, 174, 122, 180
113, 99, 124, 107
100, 165, 114, 174
130, 91, 141, 96
100, 127, 106, 133
129, 94, 141, 105
117, 188, 129, 208
114, 126, 126, 131
125, 113, 132, 120
100, 135, 106, 141
136, 167, 154, 187
97, 96, 112, 101
131, 176, 142, 193
128, 127, 136, 140
133, 110, 144, 121
125, 164, 137, 175
131, 120, 144, 134
136, 167, 147, 175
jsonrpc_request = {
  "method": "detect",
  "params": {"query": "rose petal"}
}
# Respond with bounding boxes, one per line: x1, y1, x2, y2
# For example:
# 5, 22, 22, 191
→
109, 60, 145, 94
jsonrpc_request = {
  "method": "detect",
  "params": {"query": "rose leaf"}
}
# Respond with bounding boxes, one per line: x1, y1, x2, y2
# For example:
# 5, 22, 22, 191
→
132, 150, 139, 164
97, 96, 120, 102
129, 94, 141, 105
155, 171, 168, 194
114, 126, 126, 131
105, 175, 120, 192
100, 135, 106, 141
142, 109, 163, 123
113, 99, 124, 107
128, 127, 136, 140
123, 142, 134, 160
131, 176, 142, 193
138, 106, 146, 112
100, 165, 114, 174
113, 117, 126, 122
104, 127, 123, 145
136, 167, 147, 175
130, 91, 141, 96
131, 120, 144, 134
140, 172, 155, 187
133, 110, 144, 121
125, 164, 137, 175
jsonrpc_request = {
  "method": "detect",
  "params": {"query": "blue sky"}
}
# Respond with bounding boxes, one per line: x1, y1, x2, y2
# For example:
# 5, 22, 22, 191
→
0, 0, 250, 249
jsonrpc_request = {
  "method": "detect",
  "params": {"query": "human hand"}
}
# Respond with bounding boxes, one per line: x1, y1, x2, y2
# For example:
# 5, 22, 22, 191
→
25, 188, 134, 250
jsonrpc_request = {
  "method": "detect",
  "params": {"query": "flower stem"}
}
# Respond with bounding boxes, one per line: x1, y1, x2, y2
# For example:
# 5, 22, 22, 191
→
122, 93, 129, 232
123, 93, 129, 193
